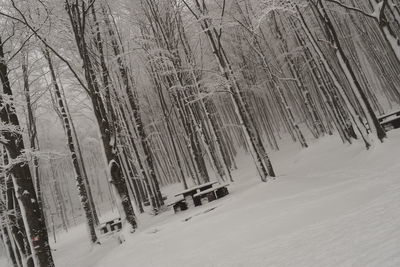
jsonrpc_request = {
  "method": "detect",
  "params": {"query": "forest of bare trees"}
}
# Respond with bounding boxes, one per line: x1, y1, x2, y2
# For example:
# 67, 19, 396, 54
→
0, 0, 399, 266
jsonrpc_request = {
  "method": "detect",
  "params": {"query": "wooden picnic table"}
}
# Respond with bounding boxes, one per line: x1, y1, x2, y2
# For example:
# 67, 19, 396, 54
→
378, 110, 400, 132
174, 181, 219, 207
170, 181, 230, 213
174, 181, 219, 197
193, 183, 230, 206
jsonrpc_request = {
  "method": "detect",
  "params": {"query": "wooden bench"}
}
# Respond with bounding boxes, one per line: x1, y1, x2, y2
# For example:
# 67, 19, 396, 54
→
98, 218, 126, 244
193, 184, 230, 206
167, 198, 188, 213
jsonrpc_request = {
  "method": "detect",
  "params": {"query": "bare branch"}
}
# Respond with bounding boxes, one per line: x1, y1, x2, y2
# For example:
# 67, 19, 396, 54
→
325, 0, 377, 20
0, 0, 90, 93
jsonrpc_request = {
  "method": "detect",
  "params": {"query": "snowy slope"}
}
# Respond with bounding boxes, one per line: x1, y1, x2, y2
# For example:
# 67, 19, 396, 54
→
92, 133, 400, 267
3, 132, 400, 267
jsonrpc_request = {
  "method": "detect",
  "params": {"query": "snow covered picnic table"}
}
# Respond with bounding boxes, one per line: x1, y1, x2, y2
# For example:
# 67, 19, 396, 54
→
170, 181, 229, 212
378, 109, 400, 131
174, 181, 219, 198
193, 183, 230, 202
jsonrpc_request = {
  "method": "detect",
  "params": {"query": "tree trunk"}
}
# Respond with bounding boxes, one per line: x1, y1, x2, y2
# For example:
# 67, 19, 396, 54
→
0, 37, 54, 267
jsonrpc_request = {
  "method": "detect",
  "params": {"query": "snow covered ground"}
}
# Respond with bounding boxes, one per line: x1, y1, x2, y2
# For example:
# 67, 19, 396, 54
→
3, 131, 400, 267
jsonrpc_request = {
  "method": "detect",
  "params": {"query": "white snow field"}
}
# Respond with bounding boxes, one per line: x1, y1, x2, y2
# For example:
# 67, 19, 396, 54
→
4, 131, 400, 267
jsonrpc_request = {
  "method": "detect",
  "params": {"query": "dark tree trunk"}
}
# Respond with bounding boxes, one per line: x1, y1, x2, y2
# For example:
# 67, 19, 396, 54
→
65, 1, 137, 229
43, 47, 99, 244
0, 37, 54, 267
